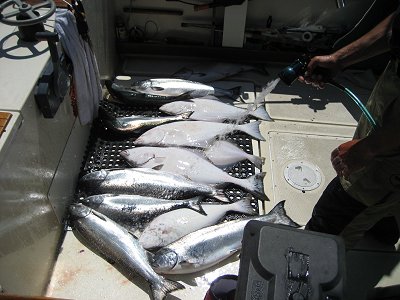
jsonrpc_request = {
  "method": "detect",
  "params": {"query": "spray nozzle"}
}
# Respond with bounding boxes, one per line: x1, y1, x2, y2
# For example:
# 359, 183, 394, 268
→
278, 55, 310, 86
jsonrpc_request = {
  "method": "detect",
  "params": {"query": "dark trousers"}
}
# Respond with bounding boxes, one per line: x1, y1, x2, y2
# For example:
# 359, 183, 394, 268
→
305, 177, 399, 245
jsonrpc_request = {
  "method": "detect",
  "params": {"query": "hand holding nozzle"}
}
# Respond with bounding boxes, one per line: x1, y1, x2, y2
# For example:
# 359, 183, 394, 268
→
297, 54, 342, 89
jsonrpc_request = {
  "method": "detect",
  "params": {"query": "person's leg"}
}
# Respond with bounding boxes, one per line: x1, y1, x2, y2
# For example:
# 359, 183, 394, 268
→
305, 176, 367, 234
367, 216, 400, 245
340, 192, 400, 248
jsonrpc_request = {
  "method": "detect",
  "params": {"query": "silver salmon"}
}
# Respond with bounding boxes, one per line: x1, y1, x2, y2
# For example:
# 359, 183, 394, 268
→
133, 120, 265, 148
69, 203, 184, 300
151, 201, 300, 274
132, 78, 241, 99
80, 194, 206, 233
101, 112, 192, 134
105, 81, 192, 105
78, 168, 229, 202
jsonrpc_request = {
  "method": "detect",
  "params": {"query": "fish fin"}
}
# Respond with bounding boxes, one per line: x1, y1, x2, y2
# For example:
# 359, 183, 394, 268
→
244, 172, 268, 201
91, 210, 108, 222
145, 249, 154, 263
181, 111, 194, 119
268, 201, 301, 228
152, 164, 164, 171
151, 86, 164, 91
175, 91, 194, 100
249, 105, 273, 121
232, 198, 257, 215
127, 230, 139, 240
229, 248, 241, 254
151, 279, 185, 300
137, 157, 166, 169
187, 196, 207, 216
212, 189, 231, 203
237, 121, 265, 141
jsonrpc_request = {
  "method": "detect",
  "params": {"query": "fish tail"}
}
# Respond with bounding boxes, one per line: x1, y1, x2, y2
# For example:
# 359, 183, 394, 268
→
247, 155, 265, 170
151, 279, 185, 300
241, 172, 268, 201
268, 201, 301, 228
237, 121, 265, 141
232, 197, 257, 215
249, 106, 272, 121
188, 196, 207, 216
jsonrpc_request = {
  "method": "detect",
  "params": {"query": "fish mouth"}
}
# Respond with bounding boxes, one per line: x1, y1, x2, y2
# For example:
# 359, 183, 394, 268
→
69, 203, 92, 219
119, 150, 130, 159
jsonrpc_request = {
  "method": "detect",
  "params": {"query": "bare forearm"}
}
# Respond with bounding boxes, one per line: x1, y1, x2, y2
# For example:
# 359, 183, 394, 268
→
332, 12, 396, 68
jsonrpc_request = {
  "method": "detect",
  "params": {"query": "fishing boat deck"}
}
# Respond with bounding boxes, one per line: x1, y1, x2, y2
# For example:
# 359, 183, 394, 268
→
46, 61, 400, 300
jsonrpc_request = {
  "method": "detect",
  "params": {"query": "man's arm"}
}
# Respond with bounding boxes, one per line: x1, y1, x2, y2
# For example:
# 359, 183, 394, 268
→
300, 12, 397, 87
332, 98, 400, 178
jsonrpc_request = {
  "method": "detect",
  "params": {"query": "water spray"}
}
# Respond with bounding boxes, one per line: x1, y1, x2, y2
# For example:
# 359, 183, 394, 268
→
278, 55, 378, 129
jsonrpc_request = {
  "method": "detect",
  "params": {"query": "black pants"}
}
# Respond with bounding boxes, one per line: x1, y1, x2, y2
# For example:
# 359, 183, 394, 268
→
305, 177, 400, 245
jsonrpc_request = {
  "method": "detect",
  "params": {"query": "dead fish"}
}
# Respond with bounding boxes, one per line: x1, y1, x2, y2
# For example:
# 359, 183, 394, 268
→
151, 201, 300, 274
121, 142, 264, 170
80, 194, 206, 233
171, 62, 265, 83
139, 198, 256, 250
131, 78, 241, 100
105, 81, 192, 105
159, 97, 272, 123
120, 146, 267, 200
69, 203, 185, 300
133, 120, 265, 149
78, 168, 229, 202
101, 111, 193, 134
204, 140, 265, 170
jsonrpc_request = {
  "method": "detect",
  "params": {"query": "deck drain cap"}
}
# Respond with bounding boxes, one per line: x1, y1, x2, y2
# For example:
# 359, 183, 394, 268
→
284, 161, 322, 191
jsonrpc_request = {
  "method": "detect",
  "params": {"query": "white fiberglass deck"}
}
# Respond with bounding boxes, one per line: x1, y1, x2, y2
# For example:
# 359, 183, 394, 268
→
46, 63, 400, 300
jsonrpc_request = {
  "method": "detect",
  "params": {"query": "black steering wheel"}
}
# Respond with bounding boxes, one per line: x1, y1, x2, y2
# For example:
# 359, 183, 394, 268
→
0, 0, 56, 26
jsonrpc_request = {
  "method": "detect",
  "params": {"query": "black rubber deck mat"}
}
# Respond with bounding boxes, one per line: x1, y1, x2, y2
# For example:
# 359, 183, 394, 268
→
79, 99, 260, 215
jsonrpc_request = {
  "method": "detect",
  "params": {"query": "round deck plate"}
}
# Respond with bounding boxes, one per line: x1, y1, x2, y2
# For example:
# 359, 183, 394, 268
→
284, 161, 322, 191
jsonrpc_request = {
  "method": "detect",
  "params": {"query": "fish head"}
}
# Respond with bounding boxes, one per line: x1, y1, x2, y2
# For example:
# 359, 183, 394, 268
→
79, 170, 109, 190
131, 80, 149, 93
132, 79, 165, 94
69, 203, 92, 219
80, 195, 105, 208
120, 149, 155, 167
151, 248, 179, 272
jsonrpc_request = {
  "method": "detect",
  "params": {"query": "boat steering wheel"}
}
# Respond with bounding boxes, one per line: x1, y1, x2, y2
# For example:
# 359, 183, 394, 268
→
0, 0, 56, 26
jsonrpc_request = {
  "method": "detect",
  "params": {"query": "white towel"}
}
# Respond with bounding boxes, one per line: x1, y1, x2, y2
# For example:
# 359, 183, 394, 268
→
55, 9, 101, 125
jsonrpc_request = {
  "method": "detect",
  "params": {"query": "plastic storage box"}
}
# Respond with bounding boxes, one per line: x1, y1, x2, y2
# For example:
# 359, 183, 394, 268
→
235, 221, 345, 300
